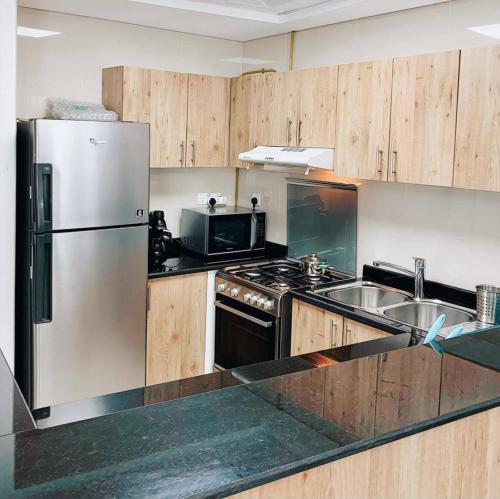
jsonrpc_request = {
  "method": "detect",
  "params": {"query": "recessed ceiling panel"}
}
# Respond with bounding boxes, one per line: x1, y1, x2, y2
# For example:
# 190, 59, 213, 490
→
18, 0, 452, 41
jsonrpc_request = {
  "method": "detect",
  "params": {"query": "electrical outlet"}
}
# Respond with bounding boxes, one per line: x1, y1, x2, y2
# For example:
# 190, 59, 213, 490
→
197, 192, 208, 205
251, 192, 262, 206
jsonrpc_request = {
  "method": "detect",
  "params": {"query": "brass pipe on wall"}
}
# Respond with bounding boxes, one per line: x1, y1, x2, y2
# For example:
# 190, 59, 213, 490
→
289, 31, 296, 70
240, 68, 276, 76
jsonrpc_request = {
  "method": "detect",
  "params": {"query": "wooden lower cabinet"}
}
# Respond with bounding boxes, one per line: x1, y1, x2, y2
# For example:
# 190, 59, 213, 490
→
343, 318, 391, 345
291, 300, 343, 355
146, 272, 207, 385
291, 299, 391, 355
231, 405, 500, 498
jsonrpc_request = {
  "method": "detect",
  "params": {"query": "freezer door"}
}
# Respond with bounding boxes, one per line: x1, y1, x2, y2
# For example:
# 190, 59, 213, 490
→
32, 225, 147, 409
34, 120, 149, 231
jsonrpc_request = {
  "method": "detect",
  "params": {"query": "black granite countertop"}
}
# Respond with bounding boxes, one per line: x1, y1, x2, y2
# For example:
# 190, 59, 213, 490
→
148, 241, 287, 278
2, 327, 500, 498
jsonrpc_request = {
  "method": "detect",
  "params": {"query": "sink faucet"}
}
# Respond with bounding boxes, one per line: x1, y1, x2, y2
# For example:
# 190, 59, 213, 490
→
372, 257, 426, 301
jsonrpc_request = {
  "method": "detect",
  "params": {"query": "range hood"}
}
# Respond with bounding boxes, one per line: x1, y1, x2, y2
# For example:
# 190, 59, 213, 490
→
238, 146, 334, 173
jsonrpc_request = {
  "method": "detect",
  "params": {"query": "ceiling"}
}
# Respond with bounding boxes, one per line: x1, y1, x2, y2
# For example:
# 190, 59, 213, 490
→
18, 0, 453, 41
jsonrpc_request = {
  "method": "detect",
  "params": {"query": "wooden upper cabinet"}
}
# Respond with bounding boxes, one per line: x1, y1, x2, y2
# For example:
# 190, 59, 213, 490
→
103, 66, 151, 123
297, 66, 338, 148
253, 71, 299, 147
454, 45, 500, 192
186, 74, 230, 167
149, 70, 188, 168
389, 51, 459, 187
229, 75, 252, 167
147, 273, 207, 385
335, 59, 393, 180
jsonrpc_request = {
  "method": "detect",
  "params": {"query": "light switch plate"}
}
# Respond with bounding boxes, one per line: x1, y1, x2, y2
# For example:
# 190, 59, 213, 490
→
197, 192, 208, 205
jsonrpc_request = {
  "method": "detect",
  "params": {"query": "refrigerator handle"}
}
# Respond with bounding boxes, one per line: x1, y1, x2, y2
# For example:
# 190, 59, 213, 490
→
33, 234, 52, 323
34, 163, 52, 232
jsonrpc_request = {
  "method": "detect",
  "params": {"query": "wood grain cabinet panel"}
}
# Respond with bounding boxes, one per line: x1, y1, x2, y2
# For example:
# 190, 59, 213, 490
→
343, 319, 391, 345
454, 45, 500, 192
335, 59, 393, 180
297, 66, 338, 148
253, 71, 300, 147
389, 51, 459, 187
146, 273, 207, 385
186, 74, 230, 167
149, 70, 188, 168
291, 299, 343, 356
229, 75, 252, 167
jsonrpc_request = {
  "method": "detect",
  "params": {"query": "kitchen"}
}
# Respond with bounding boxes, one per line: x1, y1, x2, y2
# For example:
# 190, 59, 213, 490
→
2, 0, 500, 497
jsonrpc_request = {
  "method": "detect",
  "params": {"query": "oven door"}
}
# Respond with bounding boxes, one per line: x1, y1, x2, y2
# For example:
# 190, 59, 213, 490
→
214, 295, 279, 370
208, 214, 252, 255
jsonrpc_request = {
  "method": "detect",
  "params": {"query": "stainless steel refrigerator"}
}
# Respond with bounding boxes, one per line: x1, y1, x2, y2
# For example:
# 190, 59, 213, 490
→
15, 119, 149, 410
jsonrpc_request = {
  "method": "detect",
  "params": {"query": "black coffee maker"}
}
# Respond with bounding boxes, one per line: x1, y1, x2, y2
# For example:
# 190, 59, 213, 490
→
149, 211, 172, 265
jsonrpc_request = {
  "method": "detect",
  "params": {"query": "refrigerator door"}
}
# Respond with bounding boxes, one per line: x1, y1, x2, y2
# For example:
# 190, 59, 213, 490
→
34, 119, 149, 231
32, 225, 147, 409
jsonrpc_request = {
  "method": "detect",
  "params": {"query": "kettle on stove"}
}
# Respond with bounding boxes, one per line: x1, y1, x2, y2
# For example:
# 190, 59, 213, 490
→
149, 211, 172, 265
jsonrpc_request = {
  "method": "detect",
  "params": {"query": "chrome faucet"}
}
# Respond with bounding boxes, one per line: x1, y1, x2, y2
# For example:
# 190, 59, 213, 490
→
372, 257, 426, 301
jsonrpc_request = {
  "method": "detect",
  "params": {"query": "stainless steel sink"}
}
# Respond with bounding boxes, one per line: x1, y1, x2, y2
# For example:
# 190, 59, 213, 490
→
383, 301, 474, 330
323, 285, 410, 309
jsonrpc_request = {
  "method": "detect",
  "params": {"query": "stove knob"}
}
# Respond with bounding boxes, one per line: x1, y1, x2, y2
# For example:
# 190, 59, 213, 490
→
250, 295, 259, 305
257, 297, 266, 308
230, 288, 240, 298
217, 283, 228, 293
243, 293, 252, 303
264, 300, 274, 311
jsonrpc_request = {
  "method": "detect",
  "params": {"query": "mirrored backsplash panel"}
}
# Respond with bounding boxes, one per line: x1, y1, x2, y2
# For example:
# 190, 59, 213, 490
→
287, 180, 357, 274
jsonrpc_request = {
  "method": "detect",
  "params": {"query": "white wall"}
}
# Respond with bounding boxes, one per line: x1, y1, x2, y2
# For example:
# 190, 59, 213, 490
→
240, 0, 500, 291
0, 0, 17, 369
17, 7, 240, 237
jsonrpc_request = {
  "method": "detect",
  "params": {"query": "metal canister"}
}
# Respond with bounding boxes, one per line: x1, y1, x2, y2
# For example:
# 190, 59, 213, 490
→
476, 284, 500, 324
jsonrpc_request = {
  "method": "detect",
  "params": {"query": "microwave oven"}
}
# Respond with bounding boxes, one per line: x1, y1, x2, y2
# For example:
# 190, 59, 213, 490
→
180, 206, 266, 256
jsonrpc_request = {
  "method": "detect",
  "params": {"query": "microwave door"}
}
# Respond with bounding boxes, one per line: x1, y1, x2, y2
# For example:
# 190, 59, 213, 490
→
208, 215, 252, 254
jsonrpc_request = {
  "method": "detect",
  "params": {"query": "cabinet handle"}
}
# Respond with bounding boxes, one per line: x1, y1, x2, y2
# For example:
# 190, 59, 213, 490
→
191, 141, 195, 165
330, 319, 338, 348
391, 150, 398, 177
297, 120, 303, 145
286, 118, 292, 145
376, 148, 383, 177
344, 325, 351, 345
180, 141, 185, 166
147, 284, 151, 311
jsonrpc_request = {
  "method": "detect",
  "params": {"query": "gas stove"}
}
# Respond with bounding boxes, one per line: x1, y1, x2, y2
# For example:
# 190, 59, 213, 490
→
214, 259, 354, 370
216, 259, 354, 315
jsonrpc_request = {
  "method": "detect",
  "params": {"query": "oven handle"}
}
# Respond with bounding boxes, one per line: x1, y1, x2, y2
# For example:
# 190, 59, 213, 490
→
215, 301, 274, 328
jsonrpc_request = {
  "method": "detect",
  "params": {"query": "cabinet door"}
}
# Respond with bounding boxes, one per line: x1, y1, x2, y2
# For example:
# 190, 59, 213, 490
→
291, 299, 343, 355
253, 71, 299, 147
389, 51, 459, 187
324, 311, 344, 349
335, 59, 392, 180
297, 66, 338, 148
186, 74, 230, 167
229, 75, 252, 167
150, 70, 188, 168
454, 45, 500, 192
343, 319, 391, 345
122, 67, 151, 123
146, 273, 207, 385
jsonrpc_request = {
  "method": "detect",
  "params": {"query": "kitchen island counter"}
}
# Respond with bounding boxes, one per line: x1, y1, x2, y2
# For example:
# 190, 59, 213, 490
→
2, 328, 500, 498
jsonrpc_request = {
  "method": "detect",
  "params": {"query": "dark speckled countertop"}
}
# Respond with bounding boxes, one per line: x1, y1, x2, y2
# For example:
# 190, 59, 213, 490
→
148, 240, 287, 278
2, 327, 500, 498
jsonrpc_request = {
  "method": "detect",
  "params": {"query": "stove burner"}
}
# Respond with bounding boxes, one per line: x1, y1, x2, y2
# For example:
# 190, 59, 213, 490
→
276, 266, 292, 273
243, 271, 262, 278
270, 282, 291, 290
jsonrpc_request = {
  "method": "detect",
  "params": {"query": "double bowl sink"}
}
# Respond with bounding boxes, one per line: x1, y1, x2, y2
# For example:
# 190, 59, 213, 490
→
310, 281, 475, 334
